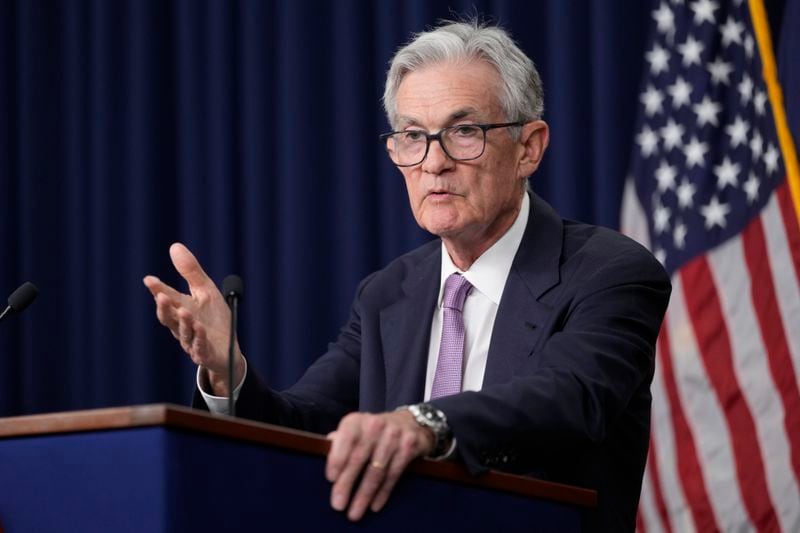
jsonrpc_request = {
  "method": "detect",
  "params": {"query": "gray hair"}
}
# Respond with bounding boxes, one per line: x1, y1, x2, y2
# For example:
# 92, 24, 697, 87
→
383, 19, 545, 129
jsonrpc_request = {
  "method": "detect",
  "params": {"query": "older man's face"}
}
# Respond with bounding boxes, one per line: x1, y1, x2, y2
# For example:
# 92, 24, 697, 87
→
394, 60, 531, 248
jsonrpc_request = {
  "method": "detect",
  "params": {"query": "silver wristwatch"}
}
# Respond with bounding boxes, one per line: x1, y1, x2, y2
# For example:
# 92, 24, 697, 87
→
403, 403, 453, 459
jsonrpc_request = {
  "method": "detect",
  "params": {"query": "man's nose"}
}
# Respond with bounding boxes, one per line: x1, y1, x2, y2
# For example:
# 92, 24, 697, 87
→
421, 138, 454, 174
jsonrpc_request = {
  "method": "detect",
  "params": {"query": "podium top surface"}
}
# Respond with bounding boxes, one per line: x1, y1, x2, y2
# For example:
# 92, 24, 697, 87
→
0, 403, 596, 508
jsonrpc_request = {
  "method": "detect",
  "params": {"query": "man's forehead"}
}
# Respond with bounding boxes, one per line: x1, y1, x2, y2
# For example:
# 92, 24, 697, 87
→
396, 107, 485, 127
393, 60, 504, 127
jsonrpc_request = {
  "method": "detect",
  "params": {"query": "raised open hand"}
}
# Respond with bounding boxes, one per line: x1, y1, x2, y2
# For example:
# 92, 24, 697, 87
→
143, 242, 244, 395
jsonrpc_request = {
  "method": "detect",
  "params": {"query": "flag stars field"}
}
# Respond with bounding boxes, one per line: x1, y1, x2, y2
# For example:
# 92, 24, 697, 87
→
656, 160, 679, 191
642, 85, 666, 116
684, 136, 710, 167
764, 145, 780, 174
693, 95, 723, 126
754, 90, 767, 114
720, 16, 745, 47
678, 35, 705, 66
714, 157, 741, 189
655, 203, 673, 234
750, 131, 764, 158
674, 220, 688, 248
726, 116, 749, 147
637, 125, 660, 157
647, 44, 672, 75
654, 2, 677, 37
662, 119, 686, 150
700, 195, 731, 229
668, 76, 693, 107
744, 173, 760, 203
708, 57, 734, 85
738, 74, 754, 104
690, 0, 719, 25
677, 178, 697, 208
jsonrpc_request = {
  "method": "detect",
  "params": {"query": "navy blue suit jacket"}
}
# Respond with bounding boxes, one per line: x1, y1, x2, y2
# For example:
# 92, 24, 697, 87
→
195, 193, 671, 531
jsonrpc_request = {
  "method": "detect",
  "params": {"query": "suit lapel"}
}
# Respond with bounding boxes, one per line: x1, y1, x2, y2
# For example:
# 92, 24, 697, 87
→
483, 193, 564, 386
380, 246, 440, 408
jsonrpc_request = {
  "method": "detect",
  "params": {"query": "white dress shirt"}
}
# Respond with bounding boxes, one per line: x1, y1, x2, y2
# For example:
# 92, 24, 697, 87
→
424, 193, 529, 399
202, 193, 530, 413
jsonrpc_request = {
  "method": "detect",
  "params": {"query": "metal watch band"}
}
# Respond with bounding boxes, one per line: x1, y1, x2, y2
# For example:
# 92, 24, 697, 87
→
403, 403, 453, 458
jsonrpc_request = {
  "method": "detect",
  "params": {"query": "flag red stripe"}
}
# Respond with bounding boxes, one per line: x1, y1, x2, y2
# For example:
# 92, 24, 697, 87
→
681, 259, 780, 532
646, 429, 673, 533
636, 507, 646, 533
656, 320, 718, 532
741, 214, 800, 487
776, 181, 800, 288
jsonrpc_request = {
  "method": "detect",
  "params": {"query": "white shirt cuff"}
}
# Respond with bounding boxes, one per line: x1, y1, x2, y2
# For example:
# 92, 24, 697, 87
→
441, 437, 458, 460
197, 356, 248, 415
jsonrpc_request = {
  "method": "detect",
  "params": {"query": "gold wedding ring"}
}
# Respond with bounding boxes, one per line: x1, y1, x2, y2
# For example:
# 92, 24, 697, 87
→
370, 460, 386, 470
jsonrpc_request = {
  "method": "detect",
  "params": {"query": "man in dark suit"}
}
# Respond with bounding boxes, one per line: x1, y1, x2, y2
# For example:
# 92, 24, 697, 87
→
144, 20, 670, 531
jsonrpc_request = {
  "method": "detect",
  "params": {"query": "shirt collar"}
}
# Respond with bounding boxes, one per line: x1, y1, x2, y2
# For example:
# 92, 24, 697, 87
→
439, 192, 530, 306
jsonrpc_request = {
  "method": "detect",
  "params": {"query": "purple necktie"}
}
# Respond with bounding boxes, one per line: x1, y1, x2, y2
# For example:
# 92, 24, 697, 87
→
430, 273, 473, 399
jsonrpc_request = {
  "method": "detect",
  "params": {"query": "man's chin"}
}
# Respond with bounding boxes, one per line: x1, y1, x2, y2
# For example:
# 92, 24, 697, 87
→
422, 220, 467, 239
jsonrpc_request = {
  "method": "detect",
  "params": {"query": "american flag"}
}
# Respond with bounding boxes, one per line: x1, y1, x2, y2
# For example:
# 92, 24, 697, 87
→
620, 0, 800, 531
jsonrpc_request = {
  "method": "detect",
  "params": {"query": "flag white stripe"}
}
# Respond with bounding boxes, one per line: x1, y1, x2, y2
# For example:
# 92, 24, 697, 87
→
621, 177, 652, 250
708, 230, 800, 533
650, 340, 696, 533
762, 192, 800, 391
667, 275, 751, 531
639, 461, 667, 533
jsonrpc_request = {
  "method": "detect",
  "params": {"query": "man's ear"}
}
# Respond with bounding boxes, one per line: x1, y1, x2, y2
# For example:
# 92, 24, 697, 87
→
517, 120, 550, 178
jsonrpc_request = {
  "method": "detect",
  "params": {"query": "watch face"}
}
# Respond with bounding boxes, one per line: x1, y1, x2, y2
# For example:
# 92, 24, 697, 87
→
410, 404, 452, 459
412, 404, 447, 431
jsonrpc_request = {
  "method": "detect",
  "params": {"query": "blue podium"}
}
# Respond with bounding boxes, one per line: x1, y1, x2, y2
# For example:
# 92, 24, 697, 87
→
0, 404, 596, 532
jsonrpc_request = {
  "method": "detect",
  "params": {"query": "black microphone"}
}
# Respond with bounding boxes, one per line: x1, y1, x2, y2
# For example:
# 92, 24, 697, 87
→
0, 282, 39, 323
222, 275, 244, 417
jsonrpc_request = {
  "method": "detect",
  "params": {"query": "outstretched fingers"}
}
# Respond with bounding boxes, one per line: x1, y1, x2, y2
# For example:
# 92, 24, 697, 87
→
143, 275, 183, 301
154, 292, 181, 332
177, 308, 196, 353
169, 242, 214, 295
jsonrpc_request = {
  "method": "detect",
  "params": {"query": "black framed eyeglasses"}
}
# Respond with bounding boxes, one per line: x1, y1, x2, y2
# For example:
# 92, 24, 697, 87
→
379, 121, 528, 167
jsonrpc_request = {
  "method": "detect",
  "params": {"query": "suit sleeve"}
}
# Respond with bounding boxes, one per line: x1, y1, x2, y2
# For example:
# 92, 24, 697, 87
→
429, 244, 671, 476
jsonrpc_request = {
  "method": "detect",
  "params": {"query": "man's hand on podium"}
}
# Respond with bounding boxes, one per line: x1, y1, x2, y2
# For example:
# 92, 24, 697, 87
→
326, 410, 435, 521
143, 242, 245, 396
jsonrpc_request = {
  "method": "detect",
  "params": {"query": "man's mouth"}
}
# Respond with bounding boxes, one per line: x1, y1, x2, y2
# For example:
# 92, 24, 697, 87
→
428, 189, 456, 197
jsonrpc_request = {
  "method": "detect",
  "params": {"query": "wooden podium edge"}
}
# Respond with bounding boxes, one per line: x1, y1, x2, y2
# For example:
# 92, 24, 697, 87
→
0, 404, 597, 508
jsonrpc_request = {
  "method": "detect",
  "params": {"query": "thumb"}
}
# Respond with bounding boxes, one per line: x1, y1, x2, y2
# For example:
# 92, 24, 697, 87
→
169, 242, 214, 292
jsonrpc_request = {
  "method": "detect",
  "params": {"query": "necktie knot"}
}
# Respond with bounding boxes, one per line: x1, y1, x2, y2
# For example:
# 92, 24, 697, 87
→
442, 273, 472, 311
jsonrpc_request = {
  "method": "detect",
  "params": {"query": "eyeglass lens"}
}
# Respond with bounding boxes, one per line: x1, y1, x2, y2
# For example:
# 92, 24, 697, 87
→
387, 125, 485, 166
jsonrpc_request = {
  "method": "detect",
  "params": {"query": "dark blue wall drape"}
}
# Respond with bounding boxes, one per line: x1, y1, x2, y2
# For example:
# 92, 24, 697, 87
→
0, 0, 703, 416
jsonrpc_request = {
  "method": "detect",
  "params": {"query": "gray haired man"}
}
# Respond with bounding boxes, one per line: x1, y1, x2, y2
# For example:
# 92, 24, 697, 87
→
145, 19, 670, 531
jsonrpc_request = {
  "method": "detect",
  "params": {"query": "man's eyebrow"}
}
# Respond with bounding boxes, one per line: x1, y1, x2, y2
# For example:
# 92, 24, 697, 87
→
448, 108, 481, 122
396, 116, 422, 128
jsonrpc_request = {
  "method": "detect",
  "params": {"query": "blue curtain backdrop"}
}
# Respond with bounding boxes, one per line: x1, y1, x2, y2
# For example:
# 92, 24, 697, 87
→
0, 0, 784, 416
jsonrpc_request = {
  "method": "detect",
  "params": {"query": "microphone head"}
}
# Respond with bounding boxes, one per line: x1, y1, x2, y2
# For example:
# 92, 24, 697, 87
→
8, 282, 39, 313
222, 275, 244, 301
